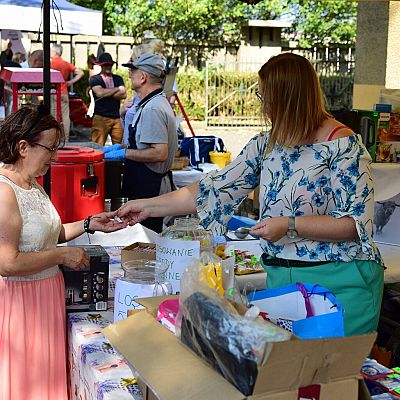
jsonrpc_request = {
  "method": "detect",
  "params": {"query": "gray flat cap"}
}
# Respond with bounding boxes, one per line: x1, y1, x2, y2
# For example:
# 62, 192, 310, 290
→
122, 53, 165, 77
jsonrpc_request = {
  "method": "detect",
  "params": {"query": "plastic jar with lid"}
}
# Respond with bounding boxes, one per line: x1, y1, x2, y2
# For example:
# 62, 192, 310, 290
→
157, 217, 214, 293
113, 259, 172, 322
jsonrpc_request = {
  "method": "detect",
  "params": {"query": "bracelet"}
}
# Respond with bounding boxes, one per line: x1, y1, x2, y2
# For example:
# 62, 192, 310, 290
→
83, 216, 95, 234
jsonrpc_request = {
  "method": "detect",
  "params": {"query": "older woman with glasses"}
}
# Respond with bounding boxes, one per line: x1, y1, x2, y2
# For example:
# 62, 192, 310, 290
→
0, 106, 127, 400
117, 53, 384, 337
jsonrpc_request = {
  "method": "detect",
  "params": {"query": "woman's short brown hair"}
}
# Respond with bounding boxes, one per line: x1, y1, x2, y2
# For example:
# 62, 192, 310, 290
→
258, 53, 331, 151
0, 106, 63, 164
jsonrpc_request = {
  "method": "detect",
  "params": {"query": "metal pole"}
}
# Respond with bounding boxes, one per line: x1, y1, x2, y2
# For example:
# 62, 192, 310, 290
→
205, 60, 208, 127
43, 0, 51, 110
43, 0, 51, 196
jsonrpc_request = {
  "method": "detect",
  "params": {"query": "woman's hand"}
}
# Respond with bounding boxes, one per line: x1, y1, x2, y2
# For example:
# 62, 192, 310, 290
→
250, 217, 288, 242
117, 200, 151, 226
90, 211, 128, 232
60, 247, 90, 270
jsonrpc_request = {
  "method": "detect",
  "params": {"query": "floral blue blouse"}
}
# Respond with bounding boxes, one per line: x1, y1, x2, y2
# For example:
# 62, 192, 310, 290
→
197, 132, 383, 265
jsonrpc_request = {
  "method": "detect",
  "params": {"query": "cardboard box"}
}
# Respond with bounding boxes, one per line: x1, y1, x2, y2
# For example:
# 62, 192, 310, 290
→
104, 296, 374, 400
121, 242, 156, 265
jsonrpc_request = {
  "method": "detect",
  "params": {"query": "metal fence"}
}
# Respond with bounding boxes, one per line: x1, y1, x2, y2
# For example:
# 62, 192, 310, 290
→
297, 47, 355, 113
206, 47, 355, 127
205, 62, 262, 127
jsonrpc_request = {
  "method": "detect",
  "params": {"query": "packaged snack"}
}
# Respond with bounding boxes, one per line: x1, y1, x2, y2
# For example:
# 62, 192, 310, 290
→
234, 250, 264, 275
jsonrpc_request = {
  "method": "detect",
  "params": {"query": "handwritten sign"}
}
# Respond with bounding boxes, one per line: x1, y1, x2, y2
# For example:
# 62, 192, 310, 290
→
156, 237, 201, 293
113, 278, 170, 322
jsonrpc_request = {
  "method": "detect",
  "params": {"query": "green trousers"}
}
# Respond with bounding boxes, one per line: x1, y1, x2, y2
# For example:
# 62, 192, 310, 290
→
264, 259, 384, 336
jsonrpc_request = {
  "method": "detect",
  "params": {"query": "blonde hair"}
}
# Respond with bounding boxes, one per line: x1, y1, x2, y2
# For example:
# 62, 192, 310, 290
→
147, 39, 165, 55
129, 43, 152, 61
258, 53, 331, 152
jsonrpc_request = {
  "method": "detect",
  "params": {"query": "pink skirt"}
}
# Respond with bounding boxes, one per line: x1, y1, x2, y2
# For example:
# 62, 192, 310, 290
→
0, 271, 67, 400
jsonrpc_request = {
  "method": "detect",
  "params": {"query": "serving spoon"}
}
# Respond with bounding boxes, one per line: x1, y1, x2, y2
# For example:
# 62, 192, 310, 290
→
233, 226, 252, 239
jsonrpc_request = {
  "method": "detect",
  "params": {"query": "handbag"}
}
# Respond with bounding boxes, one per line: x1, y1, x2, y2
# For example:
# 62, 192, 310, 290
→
248, 282, 344, 339
180, 136, 225, 166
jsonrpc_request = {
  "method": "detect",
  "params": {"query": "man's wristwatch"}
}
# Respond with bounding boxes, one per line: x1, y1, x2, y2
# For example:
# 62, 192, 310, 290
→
286, 216, 298, 239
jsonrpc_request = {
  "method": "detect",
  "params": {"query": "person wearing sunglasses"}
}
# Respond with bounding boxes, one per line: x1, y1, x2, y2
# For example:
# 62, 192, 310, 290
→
117, 53, 384, 337
0, 106, 127, 400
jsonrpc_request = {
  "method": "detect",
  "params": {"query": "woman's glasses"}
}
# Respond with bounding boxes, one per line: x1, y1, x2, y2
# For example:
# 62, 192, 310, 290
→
255, 90, 263, 102
32, 142, 59, 153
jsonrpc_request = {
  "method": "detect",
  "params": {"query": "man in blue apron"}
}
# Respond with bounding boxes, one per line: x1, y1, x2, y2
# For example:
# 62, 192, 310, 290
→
105, 53, 177, 232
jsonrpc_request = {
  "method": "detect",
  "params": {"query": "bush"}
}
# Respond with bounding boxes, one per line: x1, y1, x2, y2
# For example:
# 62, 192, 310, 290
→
175, 68, 207, 120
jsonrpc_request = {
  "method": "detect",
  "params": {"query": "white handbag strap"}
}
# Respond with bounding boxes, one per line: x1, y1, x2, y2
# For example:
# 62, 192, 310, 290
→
190, 137, 222, 164
214, 137, 221, 152
193, 138, 201, 163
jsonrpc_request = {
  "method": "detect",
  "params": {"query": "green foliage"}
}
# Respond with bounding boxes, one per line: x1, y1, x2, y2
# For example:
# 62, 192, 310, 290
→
175, 69, 207, 120
286, 0, 358, 47
70, 0, 357, 55
102, 0, 288, 44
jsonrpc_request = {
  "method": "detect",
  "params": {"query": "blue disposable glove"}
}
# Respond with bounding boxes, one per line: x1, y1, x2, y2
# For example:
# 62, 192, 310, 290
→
102, 144, 124, 153
104, 149, 126, 160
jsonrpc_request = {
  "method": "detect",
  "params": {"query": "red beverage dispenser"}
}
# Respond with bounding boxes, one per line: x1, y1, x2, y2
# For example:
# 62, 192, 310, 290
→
37, 146, 105, 223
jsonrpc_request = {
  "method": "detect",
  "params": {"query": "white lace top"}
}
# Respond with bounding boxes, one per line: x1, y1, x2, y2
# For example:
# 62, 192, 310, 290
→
0, 175, 62, 280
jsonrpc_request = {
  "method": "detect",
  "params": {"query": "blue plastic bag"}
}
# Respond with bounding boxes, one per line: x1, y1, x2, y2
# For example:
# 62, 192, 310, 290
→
248, 282, 344, 339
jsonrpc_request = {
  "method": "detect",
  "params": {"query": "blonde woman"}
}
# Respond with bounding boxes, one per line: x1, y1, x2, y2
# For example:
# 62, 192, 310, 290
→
117, 53, 384, 336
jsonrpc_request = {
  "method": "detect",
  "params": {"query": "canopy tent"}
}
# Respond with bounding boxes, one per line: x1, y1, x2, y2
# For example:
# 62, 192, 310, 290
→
0, 0, 102, 36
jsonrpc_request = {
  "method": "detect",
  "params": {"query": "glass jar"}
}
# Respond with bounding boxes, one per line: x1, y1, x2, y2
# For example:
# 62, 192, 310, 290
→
159, 217, 214, 250
121, 259, 170, 284
113, 259, 172, 322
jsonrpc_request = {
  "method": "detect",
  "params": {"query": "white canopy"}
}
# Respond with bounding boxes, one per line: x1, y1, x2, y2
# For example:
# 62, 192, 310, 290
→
0, 0, 102, 36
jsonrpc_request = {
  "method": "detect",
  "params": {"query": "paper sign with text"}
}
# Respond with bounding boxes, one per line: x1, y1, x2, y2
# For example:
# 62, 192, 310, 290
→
156, 237, 201, 293
113, 278, 171, 322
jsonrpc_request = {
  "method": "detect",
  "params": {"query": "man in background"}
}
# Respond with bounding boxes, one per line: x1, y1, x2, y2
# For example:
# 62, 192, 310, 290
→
0, 40, 13, 64
51, 43, 84, 140
0, 59, 21, 108
89, 52, 126, 145
104, 53, 177, 232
